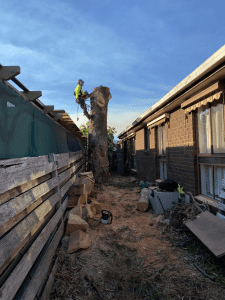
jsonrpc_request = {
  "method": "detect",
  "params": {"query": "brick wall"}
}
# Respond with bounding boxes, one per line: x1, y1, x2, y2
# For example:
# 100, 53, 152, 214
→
133, 108, 198, 195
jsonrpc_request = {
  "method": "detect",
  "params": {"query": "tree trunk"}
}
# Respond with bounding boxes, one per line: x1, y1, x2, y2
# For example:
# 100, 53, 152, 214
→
88, 86, 112, 184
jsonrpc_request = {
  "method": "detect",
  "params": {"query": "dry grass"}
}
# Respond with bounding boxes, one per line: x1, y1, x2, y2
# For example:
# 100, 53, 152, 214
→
50, 173, 225, 300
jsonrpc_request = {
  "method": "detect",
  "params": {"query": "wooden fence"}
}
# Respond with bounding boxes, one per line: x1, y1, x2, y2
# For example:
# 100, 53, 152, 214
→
0, 150, 85, 300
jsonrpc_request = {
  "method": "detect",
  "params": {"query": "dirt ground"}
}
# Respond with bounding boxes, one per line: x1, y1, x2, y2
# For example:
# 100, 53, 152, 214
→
50, 173, 225, 300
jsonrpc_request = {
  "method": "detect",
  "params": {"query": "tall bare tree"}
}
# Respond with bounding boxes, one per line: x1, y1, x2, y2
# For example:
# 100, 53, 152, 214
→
88, 86, 112, 183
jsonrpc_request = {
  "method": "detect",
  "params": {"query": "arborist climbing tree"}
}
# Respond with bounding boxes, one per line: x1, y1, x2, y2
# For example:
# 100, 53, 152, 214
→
74, 79, 91, 120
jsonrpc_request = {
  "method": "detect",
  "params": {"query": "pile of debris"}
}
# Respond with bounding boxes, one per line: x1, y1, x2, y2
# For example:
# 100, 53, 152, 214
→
66, 171, 102, 253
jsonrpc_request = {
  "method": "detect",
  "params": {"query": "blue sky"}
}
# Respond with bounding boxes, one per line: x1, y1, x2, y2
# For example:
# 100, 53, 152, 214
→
1, 0, 225, 140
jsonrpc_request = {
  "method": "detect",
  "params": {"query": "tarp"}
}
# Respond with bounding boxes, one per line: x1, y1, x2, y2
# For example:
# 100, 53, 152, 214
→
0, 80, 83, 159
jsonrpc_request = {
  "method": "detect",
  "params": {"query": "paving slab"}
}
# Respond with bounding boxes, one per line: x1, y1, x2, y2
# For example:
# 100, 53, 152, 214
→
185, 211, 225, 258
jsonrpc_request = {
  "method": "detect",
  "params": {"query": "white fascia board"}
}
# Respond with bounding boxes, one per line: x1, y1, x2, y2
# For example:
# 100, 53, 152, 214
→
147, 113, 170, 127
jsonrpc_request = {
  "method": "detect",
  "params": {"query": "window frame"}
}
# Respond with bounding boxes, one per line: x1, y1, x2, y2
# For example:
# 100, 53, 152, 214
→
157, 123, 167, 180
144, 126, 150, 151
196, 97, 225, 200
157, 123, 166, 155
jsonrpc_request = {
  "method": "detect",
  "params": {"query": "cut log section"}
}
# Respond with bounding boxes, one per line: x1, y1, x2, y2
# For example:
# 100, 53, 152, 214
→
137, 188, 149, 212
86, 204, 96, 219
68, 195, 80, 208
65, 215, 89, 236
68, 230, 91, 254
91, 200, 102, 214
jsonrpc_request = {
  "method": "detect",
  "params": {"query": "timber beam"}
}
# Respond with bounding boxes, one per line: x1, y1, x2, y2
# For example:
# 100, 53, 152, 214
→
0, 66, 20, 81
54, 114, 64, 121
21, 91, 42, 102
44, 105, 54, 114
52, 110, 66, 114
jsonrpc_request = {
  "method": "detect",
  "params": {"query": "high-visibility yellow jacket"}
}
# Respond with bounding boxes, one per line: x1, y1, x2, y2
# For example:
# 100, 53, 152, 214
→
75, 84, 86, 99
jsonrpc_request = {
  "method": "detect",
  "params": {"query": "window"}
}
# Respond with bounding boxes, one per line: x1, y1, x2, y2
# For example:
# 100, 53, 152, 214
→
197, 95, 225, 201
159, 161, 167, 180
198, 100, 225, 154
158, 124, 165, 155
144, 127, 150, 150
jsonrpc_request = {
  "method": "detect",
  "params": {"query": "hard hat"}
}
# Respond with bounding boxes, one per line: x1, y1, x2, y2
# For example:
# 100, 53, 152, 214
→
77, 79, 84, 84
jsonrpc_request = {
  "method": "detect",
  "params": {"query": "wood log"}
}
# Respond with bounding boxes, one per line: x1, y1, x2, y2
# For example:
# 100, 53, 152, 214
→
65, 215, 89, 236
91, 200, 102, 214
70, 184, 86, 195
137, 188, 149, 212
68, 194, 80, 207
68, 230, 91, 254
86, 204, 96, 219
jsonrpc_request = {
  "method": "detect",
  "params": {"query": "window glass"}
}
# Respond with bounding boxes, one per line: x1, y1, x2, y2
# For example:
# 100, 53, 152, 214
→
211, 102, 225, 153
200, 164, 213, 197
198, 104, 211, 153
158, 125, 162, 154
163, 162, 167, 180
159, 161, 163, 179
214, 165, 225, 200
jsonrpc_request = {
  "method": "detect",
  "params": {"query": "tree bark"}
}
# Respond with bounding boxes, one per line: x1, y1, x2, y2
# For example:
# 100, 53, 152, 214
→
88, 86, 112, 184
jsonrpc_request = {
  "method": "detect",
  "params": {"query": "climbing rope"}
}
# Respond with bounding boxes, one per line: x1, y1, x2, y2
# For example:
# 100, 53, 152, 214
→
77, 104, 79, 121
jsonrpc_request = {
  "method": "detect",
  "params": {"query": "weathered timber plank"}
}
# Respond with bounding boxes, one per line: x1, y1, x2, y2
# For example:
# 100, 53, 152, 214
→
60, 175, 77, 199
57, 160, 83, 187
0, 190, 53, 241
0, 173, 52, 206
185, 211, 225, 258
40, 257, 59, 300
0, 198, 68, 300
0, 204, 55, 275
0, 162, 57, 195
58, 159, 84, 189
0, 155, 50, 175
0, 176, 59, 229
56, 153, 83, 170
0, 192, 61, 272
20, 222, 64, 300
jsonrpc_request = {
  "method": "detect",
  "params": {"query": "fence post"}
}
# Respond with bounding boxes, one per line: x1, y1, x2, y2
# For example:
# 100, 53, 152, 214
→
48, 153, 60, 210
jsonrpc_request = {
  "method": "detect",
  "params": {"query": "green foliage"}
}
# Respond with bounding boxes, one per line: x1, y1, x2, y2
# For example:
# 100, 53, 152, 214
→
79, 122, 117, 154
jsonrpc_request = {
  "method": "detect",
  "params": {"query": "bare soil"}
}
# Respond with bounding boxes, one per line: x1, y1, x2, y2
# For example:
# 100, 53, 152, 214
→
50, 173, 225, 300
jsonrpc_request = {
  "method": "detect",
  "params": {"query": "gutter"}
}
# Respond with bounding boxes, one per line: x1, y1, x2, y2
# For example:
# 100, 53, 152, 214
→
118, 44, 225, 139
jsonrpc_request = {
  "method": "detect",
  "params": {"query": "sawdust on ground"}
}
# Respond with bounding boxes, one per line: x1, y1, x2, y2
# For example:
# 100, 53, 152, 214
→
50, 173, 225, 300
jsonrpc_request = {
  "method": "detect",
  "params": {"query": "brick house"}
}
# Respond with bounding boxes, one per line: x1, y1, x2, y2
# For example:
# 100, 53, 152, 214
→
118, 45, 225, 213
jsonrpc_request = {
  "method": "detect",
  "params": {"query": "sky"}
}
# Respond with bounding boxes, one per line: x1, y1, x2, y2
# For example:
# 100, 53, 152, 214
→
1, 0, 225, 141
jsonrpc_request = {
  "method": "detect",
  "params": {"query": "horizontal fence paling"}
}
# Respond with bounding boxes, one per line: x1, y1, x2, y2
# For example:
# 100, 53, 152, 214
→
0, 191, 61, 272
0, 151, 84, 195
0, 156, 84, 206
0, 164, 85, 275
40, 256, 59, 300
0, 198, 68, 300
20, 220, 65, 300
0, 158, 84, 232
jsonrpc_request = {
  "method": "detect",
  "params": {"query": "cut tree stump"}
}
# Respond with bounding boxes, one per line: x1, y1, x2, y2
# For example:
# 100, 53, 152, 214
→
68, 230, 91, 254
88, 86, 112, 183
137, 188, 149, 212
65, 215, 89, 236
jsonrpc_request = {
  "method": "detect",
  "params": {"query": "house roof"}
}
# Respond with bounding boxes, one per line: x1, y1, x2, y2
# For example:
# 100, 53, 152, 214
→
118, 44, 225, 139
